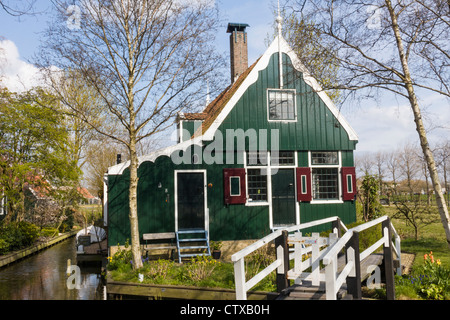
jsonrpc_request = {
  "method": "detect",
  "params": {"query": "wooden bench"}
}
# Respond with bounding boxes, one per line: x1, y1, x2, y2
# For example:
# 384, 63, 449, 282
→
142, 232, 177, 259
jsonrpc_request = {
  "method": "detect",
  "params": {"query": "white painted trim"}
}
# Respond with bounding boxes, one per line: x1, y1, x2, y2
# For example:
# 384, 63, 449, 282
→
174, 169, 208, 233
103, 174, 108, 226
309, 151, 344, 204
346, 174, 354, 193
202, 35, 358, 142
107, 35, 357, 176
107, 136, 204, 175
229, 176, 241, 197
266, 88, 297, 123
244, 151, 299, 229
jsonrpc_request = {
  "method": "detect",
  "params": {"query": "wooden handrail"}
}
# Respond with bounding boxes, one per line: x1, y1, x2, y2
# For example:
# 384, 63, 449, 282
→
323, 216, 401, 300
232, 215, 401, 300
232, 216, 342, 300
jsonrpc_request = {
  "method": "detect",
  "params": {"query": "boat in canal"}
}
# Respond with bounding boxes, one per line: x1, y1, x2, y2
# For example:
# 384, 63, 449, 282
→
76, 226, 107, 265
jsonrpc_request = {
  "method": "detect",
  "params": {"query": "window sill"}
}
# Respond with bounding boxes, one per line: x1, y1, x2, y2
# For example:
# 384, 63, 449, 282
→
245, 201, 269, 206
310, 200, 344, 205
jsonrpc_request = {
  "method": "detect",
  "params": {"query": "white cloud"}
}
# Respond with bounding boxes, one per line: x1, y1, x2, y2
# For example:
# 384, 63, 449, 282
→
343, 94, 450, 154
0, 39, 42, 92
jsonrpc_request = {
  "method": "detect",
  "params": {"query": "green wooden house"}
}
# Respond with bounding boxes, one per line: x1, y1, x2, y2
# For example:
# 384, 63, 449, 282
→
105, 22, 359, 252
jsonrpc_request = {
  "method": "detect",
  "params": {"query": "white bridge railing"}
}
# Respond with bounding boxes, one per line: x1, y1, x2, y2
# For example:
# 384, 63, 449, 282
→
231, 216, 345, 300
322, 216, 401, 300
231, 216, 401, 300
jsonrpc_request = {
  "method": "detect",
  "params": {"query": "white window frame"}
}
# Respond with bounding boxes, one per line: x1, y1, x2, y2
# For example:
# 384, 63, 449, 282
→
266, 88, 297, 122
245, 151, 270, 206
229, 176, 241, 197
174, 170, 208, 234
244, 151, 300, 229
308, 151, 343, 204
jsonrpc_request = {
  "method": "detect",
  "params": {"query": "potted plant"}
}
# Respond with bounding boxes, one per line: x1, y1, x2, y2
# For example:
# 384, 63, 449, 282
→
210, 241, 222, 259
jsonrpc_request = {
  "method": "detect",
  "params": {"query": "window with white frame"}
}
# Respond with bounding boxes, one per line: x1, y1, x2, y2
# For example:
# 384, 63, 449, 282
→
247, 169, 268, 202
268, 90, 296, 121
271, 151, 295, 166
311, 152, 340, 201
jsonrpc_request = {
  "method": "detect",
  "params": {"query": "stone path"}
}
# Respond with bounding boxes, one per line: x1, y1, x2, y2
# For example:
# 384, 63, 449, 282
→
401, 253, 416, 274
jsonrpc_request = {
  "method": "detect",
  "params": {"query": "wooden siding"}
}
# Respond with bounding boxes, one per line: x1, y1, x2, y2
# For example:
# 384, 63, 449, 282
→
217, 53, 357, 151
107, 50, 357, 246
107, 152, 271, 246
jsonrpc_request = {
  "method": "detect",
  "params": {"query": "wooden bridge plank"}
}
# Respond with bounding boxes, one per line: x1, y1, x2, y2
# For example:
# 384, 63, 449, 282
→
281, 253, 384, 300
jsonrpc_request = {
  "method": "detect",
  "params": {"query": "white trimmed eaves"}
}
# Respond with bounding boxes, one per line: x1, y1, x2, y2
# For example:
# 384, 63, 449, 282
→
203, 35, 358, 142
107, 136, 204, 175
107, 36, 358, 176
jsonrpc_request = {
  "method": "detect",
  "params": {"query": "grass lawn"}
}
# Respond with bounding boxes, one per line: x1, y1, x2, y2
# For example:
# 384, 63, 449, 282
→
382, 205, 450, 269
108, 202, 450, 299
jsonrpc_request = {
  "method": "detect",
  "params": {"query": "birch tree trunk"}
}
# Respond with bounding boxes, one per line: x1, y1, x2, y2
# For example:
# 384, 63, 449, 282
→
128, 134, 142, 268
39, 0, 226, 269
288, 0, 450, 248
386, 0, 450, 248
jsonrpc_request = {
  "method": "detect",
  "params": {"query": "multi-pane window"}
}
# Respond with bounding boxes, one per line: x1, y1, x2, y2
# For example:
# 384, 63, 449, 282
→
247, 169, 268, 202
268, 90, 296, 121
246, 152, 268, 166
311, 152, 338, 165
312, 168, 339, 200
310, 151, 340, 201
271, 151, 295, 166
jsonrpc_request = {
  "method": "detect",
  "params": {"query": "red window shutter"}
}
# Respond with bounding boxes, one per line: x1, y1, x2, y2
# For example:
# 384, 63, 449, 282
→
223, 168, 246, 205
296, 167, 312, 202
342, 167, 357, 201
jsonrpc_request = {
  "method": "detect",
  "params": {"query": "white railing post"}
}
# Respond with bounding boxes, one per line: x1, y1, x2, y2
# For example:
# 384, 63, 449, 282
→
311, 233, 320, 286
325, 258, 336, 300
234, 258, 246, 300
395, 235, 402, 275
347, 247, 356, 278
293, 232, 303, 285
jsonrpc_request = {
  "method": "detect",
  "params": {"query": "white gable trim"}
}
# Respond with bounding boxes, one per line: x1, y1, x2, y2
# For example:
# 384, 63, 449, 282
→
107, 137, 204, 175
107, 35, 358, 176
203, 35, 358, 142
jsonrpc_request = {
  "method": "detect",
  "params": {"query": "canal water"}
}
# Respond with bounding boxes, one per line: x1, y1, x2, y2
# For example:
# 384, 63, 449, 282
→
0, 236, 104, 300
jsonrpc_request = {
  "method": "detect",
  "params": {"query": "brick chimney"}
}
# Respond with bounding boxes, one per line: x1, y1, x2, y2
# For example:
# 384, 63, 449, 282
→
227, 23, 249, 83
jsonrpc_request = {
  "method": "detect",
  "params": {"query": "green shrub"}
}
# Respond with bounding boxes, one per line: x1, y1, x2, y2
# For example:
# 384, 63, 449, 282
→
0, 221, 40, 254
0, 239, 10, 255
17, 221, 40, 246
40, 227, 59, 237
346, 221, 382, 253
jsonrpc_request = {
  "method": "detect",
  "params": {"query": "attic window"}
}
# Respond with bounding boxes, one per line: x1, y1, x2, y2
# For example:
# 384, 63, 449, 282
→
268, 89, 296, 121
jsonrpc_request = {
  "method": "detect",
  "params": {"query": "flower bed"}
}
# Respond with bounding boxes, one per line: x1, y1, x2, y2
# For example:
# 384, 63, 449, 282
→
107, 242, 276, 292
395, 251, 450, 300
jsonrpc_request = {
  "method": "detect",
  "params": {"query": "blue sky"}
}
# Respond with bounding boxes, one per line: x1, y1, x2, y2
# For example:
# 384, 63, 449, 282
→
0, 0, 448, 156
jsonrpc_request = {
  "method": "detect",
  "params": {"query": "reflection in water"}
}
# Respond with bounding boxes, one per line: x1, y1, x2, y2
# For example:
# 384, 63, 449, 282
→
0, 237, 104, 300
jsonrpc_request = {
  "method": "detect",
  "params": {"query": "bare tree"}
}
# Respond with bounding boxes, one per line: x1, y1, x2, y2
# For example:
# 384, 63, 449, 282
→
374, 151, 386, 196
398, 142, 421, 195
436, 140, 450, 206
39, 0, 226, 268
0, 0, 36, 16
287, 0, 450, 248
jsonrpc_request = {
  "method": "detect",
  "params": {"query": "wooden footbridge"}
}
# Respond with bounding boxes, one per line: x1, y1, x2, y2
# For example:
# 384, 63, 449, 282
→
232, 216, 401, 300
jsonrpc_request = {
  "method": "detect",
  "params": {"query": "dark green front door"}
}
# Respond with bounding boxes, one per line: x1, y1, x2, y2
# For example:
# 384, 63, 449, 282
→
177, 172, 205, 230
272, 169, 296, 227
